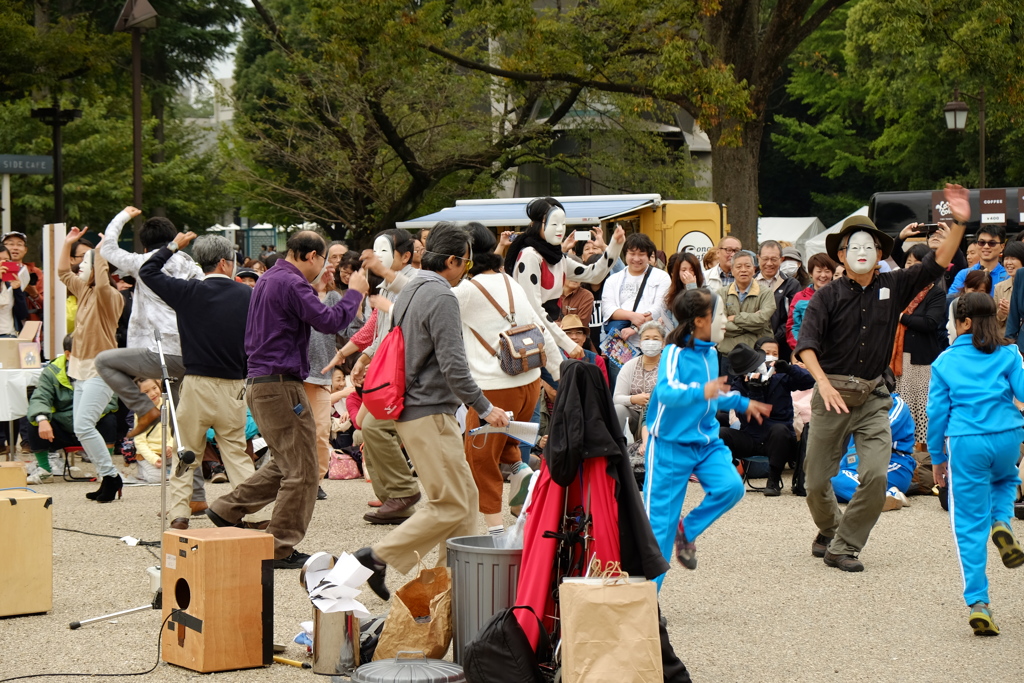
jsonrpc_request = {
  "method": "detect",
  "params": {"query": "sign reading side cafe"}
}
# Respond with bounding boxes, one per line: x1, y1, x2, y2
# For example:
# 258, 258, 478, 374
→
0, 155, 53, 175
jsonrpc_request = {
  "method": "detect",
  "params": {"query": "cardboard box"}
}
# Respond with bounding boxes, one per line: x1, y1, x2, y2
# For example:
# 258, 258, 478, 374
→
0, 461, 28, 488
0, 320, 41, 369
0, 490, 53, 616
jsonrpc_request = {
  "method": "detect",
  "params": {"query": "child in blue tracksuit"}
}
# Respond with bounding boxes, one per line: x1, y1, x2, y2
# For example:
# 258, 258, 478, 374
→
928, 293, 1024, 636
644, 288, 770, 586
832, 394, 917, 507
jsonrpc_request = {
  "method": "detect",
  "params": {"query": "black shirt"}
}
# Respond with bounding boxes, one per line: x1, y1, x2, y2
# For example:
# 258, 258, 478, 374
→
794, 252, 944, 379
139, 247, 251, 380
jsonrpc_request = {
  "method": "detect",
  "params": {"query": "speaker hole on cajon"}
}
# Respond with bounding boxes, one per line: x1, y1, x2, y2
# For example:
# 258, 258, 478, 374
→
174, 578, 191, 609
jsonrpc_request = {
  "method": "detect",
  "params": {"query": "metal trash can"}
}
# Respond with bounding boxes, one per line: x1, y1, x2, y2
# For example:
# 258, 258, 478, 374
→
446, 535, 522, 664
301, 553, 361, 675
348, 652, 465, 683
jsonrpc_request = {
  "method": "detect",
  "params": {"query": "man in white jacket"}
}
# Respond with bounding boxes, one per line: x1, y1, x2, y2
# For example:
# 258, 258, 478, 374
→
601, 233, 672, 347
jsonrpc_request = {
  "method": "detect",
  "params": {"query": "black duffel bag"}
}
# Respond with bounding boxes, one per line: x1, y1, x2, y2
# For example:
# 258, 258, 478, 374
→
463, 605, 550, 683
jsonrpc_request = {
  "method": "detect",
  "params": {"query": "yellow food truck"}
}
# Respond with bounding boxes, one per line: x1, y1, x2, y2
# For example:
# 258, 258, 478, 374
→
396, 194, 729, 262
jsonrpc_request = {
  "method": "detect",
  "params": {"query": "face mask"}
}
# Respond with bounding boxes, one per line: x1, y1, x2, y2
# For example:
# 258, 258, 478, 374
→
640, 340, 663, 357
779, 261, 799, 277
710, 294, 727, 344
542, 207, 567, 245
845, 231, 878, 275
313, 253, 329, 283
373, 235, 395, 270
77, 249, 94, 284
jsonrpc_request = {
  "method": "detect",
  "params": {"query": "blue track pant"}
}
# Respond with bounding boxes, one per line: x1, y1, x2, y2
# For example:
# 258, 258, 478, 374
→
831, 457, 915, 504
643, 435, 745, 588
947, 428, 1023, 606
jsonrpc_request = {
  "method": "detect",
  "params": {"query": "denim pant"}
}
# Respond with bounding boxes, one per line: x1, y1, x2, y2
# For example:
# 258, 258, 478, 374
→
73, 376, 117, 478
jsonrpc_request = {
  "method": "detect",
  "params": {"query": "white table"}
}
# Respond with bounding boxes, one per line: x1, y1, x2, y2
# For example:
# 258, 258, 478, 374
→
0, 368, 44, 460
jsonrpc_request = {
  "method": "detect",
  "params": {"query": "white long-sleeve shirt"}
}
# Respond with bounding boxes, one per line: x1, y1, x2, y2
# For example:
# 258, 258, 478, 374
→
510, 240, 623, 352
455, 272, 562, 391
99, 211, 203, 355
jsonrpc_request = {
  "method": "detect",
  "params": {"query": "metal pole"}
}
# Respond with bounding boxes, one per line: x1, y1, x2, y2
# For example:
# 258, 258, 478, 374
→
53, 102, 63, 225
1, 174, 9, 233
132, 26, 144, 248
978, 86, 986, 190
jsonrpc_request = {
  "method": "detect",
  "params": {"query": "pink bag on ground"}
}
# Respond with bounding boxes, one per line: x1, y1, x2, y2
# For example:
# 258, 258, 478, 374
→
328, 450, 361, 480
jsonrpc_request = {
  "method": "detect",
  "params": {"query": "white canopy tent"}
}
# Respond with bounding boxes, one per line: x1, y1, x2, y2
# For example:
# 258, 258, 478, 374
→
757, 217, 826, 256
803, 206, 870, 258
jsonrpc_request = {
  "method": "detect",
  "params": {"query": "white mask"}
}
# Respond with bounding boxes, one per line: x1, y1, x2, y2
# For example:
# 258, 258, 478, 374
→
710, 294, 727, 344
77, 249, 95, 284
373, 235, 395, 271
845, 231, 878, 275
779, 260, 799, 277
542, 207, 567, 245
640, 340, 663, 357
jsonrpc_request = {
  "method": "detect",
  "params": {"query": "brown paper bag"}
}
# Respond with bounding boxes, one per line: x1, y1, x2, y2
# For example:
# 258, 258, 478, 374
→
373, 564, 453, 661
559, 563, 662, 683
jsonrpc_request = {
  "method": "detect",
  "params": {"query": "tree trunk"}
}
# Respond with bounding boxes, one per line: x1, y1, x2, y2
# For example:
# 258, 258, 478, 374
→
708, 116, 764, 249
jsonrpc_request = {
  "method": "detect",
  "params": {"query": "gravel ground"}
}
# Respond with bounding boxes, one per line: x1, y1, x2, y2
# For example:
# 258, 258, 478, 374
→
1, 456, 1022, 682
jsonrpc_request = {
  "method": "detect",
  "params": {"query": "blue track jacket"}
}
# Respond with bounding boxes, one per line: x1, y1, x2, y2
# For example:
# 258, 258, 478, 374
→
927, 334, 1024, 464
648, 338, 750, 445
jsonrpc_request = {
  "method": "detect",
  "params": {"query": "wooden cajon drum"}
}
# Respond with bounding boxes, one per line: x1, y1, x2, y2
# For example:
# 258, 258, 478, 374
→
0, 461, 27, 488
161, 528, 274, 672
0, 490, 52, 616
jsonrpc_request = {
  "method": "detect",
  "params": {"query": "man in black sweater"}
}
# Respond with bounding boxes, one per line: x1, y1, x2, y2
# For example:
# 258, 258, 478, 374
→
139, 232, 270, 531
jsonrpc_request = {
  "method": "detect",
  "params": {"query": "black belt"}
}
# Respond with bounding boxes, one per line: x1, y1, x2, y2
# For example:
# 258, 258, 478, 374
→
247, 374, 302, 385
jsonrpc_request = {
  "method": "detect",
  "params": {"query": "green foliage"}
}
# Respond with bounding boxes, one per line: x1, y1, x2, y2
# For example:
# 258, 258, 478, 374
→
228, 0, 713, 245
769, 0, 1024, 220
0, 97, 230, 232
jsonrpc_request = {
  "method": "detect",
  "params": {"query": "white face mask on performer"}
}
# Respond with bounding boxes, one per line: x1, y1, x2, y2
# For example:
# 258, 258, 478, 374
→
844, 231, 878, 275
710, 294, 728, 344
373, 235, 395, 271
542, 208, 567, 245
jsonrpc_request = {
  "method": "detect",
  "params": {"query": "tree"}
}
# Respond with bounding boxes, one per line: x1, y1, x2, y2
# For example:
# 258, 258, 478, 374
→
227, 0, 705, 244
769, 0, 1024, 216
424, 0, 856, 247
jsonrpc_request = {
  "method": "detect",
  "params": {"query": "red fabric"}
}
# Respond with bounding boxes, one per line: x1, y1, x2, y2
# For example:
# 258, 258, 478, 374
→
515, 459, 621, 648
540, 261, 555, 290
595, 354, 609, 385
350, 309, 378, 351
346, 391, 364, 430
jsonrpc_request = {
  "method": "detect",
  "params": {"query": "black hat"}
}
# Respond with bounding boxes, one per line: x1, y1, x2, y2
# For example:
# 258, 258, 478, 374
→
825, 216, 894, 262
236, 269, 259, 281
727, 343, 766, 376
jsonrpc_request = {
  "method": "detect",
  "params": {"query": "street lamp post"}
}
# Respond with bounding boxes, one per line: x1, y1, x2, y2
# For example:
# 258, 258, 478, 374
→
115, 0, 157, 250
943, 87, 986, 189
30, 98, 82, 224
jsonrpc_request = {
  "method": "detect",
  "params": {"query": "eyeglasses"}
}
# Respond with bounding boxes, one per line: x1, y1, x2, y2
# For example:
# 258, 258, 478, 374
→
976, 240, 1002, 248
424, 250, 473, 271
720, 246, 740, 254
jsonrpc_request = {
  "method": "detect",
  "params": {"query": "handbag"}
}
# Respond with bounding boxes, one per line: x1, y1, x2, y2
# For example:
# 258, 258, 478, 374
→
825, 374, 882, 408
467, 276, 547, 376
328, 449, 361, 480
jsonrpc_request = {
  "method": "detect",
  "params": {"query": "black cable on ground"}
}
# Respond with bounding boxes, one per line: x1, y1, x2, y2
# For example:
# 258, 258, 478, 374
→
0, 610, 174, 682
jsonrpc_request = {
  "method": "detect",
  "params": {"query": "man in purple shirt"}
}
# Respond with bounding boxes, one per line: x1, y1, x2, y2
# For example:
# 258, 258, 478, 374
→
207, 231, 368, 569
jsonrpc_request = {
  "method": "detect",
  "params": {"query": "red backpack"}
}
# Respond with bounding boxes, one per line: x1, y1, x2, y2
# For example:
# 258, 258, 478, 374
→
362, 287, 419, 420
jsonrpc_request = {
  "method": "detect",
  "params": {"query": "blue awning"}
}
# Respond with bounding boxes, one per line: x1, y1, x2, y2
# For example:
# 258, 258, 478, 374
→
395, 194, 661, 230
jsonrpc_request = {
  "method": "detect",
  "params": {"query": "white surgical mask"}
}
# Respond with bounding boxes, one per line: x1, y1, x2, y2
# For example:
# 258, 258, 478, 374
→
845, 231, 878, 275
640, 340, 663, 357
779, 261, 799, 277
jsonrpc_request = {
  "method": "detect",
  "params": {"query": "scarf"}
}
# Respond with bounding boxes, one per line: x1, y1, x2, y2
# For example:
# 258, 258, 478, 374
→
890, 284, 931, 376
503, 231, 564, 275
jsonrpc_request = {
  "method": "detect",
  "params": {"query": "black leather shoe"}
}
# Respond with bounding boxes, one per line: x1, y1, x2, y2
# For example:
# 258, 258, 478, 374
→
355, 547, 390, 601
763, 477, 782, 497
317, 486, 327, 501
205, 508, 237, 528
274, 550, 311, 569
823, 551, 864, 572
811, 533, 833, 558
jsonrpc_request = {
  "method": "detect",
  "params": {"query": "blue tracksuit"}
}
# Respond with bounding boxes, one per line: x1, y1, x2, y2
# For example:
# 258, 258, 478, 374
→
832, 394, 917, 503
928, 334, 1024, 606
644, 338, 749, 587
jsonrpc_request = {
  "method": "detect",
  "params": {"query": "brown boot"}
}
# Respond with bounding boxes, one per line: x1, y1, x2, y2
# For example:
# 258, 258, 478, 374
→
189, 501, 209, 516
127, 407, 162, 438
363, 492, 421, 524
170, 517, 189, 530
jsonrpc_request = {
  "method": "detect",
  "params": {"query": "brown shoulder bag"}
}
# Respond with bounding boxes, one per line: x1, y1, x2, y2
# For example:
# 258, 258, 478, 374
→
467, 276, 547, 376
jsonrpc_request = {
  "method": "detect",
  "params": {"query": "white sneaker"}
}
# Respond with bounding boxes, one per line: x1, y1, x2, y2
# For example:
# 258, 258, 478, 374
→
27, 469, 54, 485
508, 465, 533, 517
